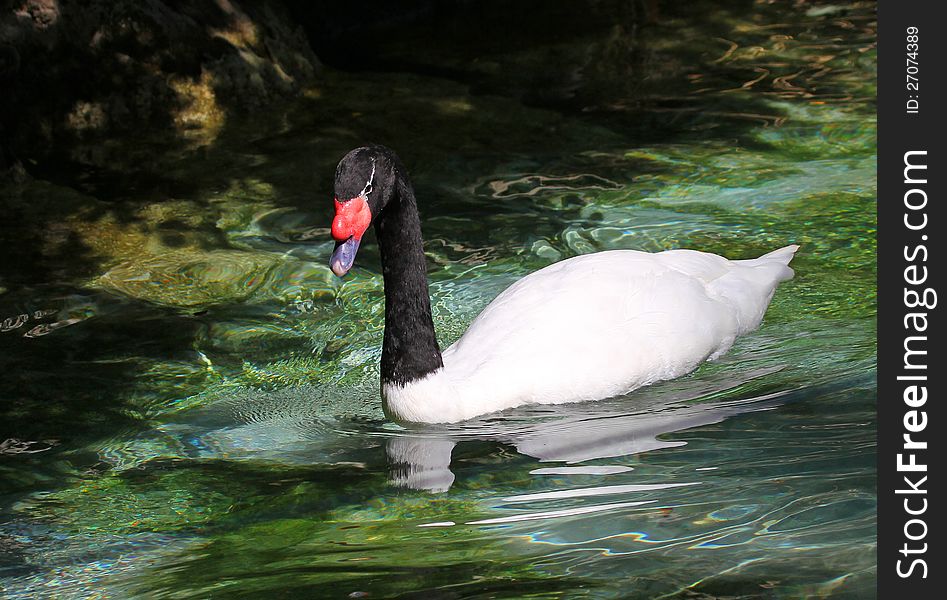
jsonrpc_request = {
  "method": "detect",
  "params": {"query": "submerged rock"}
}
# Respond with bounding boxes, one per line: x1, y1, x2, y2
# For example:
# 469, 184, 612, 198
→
94, 247, 339, 309
96, 249, 282, 308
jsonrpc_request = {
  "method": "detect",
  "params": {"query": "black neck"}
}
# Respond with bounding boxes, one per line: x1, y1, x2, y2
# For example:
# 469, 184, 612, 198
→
375, 175, 443, 385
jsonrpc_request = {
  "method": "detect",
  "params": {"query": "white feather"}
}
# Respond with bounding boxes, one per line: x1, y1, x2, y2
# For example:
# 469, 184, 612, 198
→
383, 245, 798, 423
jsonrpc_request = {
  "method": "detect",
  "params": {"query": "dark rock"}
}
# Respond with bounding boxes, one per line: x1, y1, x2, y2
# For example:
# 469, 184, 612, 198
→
0, 0, 321, 163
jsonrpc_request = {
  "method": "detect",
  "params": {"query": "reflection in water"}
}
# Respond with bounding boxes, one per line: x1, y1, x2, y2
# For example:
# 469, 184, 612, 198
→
465, 500, 655, 526
387, 383, 790, 493
387, 436, 457, 492
1, 307, 85, 337
485, 173, 623, 199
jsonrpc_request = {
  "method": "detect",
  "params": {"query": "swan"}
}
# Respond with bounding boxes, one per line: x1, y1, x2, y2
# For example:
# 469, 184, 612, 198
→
329, 145, 798, 424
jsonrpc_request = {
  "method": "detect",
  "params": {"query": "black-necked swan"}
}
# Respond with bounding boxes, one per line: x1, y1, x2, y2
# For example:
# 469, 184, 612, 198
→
329, 145, 798, 424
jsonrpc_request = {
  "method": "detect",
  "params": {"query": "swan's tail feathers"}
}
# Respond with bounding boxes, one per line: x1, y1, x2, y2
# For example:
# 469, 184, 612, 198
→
759, 244, 800, 263
742, 244, 799, 283
714, 244, 799, 334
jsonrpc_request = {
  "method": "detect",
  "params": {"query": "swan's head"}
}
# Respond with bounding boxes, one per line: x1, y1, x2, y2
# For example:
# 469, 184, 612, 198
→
329, 145, 398, 276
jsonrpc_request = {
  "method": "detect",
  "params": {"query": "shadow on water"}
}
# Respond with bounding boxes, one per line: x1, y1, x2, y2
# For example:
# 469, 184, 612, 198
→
0, 295, 203, 492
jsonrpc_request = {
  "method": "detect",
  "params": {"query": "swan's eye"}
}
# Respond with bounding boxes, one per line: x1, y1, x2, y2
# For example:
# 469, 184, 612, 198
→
363, 183, 373, 195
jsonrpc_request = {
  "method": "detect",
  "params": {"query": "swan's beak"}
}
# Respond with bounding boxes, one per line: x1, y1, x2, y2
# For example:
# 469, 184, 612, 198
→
330, 195, 372, 277
330, 237, 360, 277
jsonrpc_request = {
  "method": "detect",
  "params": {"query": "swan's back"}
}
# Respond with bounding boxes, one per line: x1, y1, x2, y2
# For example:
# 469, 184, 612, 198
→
438, 246, 798, 415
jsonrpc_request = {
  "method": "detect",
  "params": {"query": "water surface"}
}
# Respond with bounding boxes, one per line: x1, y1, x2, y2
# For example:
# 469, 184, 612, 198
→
1, 2, 876, 598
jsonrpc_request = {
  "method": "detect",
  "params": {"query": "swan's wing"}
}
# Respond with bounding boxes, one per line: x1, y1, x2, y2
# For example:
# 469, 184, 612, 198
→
442, 251, 730, 400
440, 247, 797, 407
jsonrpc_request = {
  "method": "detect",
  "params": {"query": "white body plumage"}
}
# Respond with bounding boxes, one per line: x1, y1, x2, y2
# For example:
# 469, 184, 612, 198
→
383, 245, 798, 423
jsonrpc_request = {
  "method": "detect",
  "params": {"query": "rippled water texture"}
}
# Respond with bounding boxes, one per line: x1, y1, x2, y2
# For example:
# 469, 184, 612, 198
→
1, 1, 876, 598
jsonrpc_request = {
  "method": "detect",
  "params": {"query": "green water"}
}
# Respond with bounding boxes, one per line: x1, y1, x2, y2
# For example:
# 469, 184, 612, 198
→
1, 2, 876, 598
